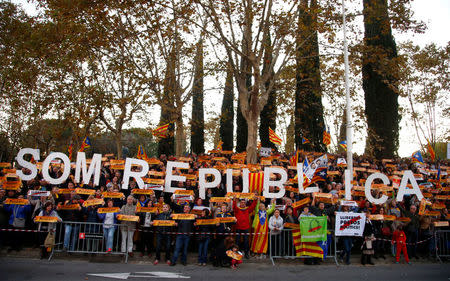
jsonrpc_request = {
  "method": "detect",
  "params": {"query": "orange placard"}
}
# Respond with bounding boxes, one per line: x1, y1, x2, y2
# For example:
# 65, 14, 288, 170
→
226, 250, 243, 261
433, 221, 449, 227
284, 223, 299, 229
147, 170, 165, 177
292, 197, 311, 209
153, 220, 176, 226
369, 214, 384, 220
196, 219, 218, 225
432, 203, 446, 210
217, 217, 236, 223
143, 178, 165, 185
110, 159, 125, 165
35, 216, 59, 223
102, 192, 124, 199
117, 214, 139, 222
235, 193, 258, 200
3, 168, 16, 174
3, 198, 29, 205
59, 204, 80, 210
209, 197, 232, 203
98, 207, 120, 213
172, 214, 196, 220
110, 164, 125, 170
383, 215, 396, 221
131, 189, 155, 195
83, 198, 104, 207
75, 188, 95, 195
57, 188, 74, 194
136, 206, 157, 213
435, 195, 450, 200
396, 217, 411, 222
2, 181, 21, 190
424, 210, 440, 217
0, 162, 11, 168
174, 190, 195, 196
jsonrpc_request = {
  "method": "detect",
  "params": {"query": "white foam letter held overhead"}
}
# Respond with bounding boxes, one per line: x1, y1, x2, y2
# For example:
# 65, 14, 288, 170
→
396, 170, 424, 202
122, 158, 149, 189
42, 152, 71, 185
364, 173, 389, 205
263, 167, 287, 198
164, 161, 189, 193
198, 168, 222, 199
16, 148, 40, 181
75, 152, 102, 186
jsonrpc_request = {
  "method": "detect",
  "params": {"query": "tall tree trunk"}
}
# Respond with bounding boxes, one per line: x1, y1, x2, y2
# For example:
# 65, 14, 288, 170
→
190, 39, 204, 154
362, 0, 399, 159
294, 0, 325, 152
115, 131, 122, 159
175, 112, 185, 156
219, 64, 234, 151
246, 114, 258, 163
285, 115, 295, 154
259, 34, 277, 150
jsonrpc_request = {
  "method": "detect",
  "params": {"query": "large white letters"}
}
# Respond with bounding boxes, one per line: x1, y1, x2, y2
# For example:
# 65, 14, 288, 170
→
199, 168, 222, 199
75, 152, 102, 186
164, 161, 189, 193
364, 173, 389, 205
16, 148, 40, 181
396, 170, 424, 201
263, 167, 287, 198
122, 158, 149, 189
42, 152, 71, 185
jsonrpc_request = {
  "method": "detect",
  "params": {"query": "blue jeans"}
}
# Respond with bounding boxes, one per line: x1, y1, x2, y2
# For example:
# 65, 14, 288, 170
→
198, 238, 210, 263
236, 229, 249, 255
340, 237, 353, 264
172, 234, 190, 264
63, 224, 80, 251
103, 227, 116, 251
407, 230, 418, 258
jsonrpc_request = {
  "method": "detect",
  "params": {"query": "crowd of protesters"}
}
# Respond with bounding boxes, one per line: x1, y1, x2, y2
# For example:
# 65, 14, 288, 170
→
0, 149, 448, 267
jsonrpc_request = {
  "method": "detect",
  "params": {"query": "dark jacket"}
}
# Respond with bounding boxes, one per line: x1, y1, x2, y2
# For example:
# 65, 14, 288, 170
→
155, 211, 172, 234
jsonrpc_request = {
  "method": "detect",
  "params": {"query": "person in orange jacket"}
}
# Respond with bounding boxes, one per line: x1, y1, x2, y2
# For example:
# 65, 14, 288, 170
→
391, 224, 411, 264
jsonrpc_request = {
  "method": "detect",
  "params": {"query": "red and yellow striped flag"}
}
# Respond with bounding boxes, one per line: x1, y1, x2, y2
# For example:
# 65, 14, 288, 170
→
216, 140, 223, 151
323, 130, 331, 146
153, 123, 170, 138
68, 144, 73, 160
426, 140, 435, 162
268, 127, 282, 146
292, 229, 323, 258
249, 172, 264, 194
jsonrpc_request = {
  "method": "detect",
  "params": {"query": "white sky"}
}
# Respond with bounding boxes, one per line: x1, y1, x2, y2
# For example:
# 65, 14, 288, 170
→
10, 0, 450, 157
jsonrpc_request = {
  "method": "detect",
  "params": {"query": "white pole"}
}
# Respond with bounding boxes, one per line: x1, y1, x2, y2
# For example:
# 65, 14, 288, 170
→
342, 0, 353, 187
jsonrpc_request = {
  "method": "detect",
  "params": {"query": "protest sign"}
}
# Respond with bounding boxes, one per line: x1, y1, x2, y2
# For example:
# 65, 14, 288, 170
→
335, 212, 366, 237
299, 216, 327, 242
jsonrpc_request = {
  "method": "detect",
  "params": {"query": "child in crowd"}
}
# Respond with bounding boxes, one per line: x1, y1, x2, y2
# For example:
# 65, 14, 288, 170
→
227, 244, 243, 269
392, 225, 411, 264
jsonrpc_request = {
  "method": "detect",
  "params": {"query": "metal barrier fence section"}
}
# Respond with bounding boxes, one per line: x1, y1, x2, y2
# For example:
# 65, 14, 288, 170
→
51, 221, 130, 263
435, 230, 449, 263
269, 229, 338, 266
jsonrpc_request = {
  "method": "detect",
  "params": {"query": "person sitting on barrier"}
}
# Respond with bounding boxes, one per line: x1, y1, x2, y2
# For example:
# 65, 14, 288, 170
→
98, 199, 118, 253
170, 204, 196, 266
35, 201, 61, 259
153, 203, 172, 265
137, 194, 153, 258
392, 224, 411, 264
233, 198, 257, 259
269, 209, 284, 257
120, 195, 137, 257
57, 194, 83, 252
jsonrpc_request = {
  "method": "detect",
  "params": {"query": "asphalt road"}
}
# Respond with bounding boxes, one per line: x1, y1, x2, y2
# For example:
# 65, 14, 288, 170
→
0, 257, 448, 281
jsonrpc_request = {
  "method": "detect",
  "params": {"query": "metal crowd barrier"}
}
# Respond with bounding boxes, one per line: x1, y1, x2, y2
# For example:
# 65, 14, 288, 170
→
269, 229, 338, 266
435, 229, 450, 263
50, 221, 130, 263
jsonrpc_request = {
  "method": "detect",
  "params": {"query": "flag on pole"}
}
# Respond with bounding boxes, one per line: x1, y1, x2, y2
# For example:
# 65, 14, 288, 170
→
153, 123, 170, 138
302, 137, 310, 144
339, 140, 347, 151
68, 144, 73, 160
79, 137, 91, 152
136, 145, 148, 161
269, 127, 282, 145
411, 151, 424, 165
322, 130, 331, 146
426, 140, 436, 162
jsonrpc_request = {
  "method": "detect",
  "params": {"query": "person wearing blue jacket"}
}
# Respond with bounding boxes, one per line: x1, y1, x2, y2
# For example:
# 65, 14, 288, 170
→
98, 199, 119, 252
3, 195, 31, 252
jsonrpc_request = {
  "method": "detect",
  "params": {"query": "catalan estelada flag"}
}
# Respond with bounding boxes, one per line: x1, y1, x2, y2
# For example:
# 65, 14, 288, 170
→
136, 145, 148, 161
339, 140, 347, 151
153, 123, 170, 138
322, 129, 331, 146
290, 150, 299, 166
426, 140, 435, 162
411, 150, 424, 164
68, 144, 73, 160
302, 137, 310, 144
249, 172, 264, 194
292, 229, 324, 258
269, 127, 282, 146
79, 137, 91, 152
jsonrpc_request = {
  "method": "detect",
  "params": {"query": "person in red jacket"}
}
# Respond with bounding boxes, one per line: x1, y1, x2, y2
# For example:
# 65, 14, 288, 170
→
392, 225, 411, 264
233, 198, 257, 259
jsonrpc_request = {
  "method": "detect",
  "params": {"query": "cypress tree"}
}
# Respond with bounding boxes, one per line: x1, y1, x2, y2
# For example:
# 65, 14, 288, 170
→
219, 64, 234, 151
294, 0, 325, 152
362, 0, 399, 159
190, 39, 204, 154
259, 34, 277, 149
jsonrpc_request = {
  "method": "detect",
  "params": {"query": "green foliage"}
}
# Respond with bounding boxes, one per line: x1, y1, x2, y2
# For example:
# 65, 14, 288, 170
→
190, 40, 205, 154
219, 65, 234, 151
